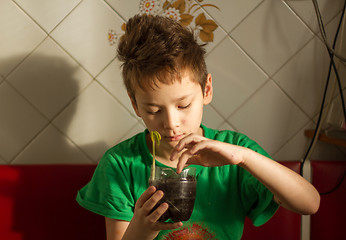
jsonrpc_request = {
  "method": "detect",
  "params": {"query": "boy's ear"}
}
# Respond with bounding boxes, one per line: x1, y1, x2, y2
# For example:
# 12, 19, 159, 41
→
203, 73, 213, 105
128, 92, 141, 117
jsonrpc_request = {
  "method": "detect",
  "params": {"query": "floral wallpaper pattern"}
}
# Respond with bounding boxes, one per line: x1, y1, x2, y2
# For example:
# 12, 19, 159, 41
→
108, 0, 220, 46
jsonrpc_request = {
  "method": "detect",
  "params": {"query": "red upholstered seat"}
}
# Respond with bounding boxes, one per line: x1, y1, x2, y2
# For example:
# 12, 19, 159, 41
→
0, 162, 303, 240
310, 161, 346, 240
0, 165, 105, 240
242, 161, 302, 240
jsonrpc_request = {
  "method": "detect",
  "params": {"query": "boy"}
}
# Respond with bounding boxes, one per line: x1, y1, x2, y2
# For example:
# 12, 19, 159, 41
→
76, 14, 320, 240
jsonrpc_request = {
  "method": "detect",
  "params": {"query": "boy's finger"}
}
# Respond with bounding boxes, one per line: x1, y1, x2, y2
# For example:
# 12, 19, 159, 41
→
141, 190, 165, 214
176, 150, 192, 173
149, 202, 169, 222
156, 221, 183, 231
170, 141, 188, 161
136, 186, 156, 208
171, 134, 204, 161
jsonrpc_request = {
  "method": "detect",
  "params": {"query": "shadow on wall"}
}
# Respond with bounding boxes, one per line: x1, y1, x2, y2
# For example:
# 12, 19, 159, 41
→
0, 55, 106, 239
0, 54, 106, 164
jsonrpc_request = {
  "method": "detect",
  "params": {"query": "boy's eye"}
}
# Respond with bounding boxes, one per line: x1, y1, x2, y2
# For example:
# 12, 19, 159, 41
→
179, 103, 191, 109
147, 109, 160, 115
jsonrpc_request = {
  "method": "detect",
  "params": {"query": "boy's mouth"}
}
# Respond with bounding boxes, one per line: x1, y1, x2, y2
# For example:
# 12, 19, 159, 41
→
165, 134, 184, 142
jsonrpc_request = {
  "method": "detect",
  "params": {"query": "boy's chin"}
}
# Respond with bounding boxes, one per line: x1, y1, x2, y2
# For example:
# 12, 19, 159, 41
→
162, 140, 179, 149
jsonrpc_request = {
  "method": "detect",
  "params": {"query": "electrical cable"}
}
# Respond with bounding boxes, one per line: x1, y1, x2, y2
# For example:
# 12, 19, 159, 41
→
319, 171, 345, 195
302, 12, 345, 165
312, 0, 346, 62
301, 1, 345, 174
316, 0, 346, 122
300, 0, 346, 175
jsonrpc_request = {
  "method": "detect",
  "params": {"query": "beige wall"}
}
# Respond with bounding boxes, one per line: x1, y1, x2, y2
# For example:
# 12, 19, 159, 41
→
0, 0, 345, 165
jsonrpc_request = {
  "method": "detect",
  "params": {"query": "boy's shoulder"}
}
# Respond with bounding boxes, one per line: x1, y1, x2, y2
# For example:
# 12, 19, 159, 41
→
105, 130, 147, 157
202, 124, 250, 143
96, 130, 150, 171
202, 125, 271, 158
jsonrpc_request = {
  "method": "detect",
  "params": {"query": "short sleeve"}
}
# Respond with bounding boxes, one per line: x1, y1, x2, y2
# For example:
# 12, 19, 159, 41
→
76, 151, 135, 221
240, 169, 279, 226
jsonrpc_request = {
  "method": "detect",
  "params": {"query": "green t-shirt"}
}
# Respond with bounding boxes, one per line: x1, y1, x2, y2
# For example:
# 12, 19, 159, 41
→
76, 125, 278, 239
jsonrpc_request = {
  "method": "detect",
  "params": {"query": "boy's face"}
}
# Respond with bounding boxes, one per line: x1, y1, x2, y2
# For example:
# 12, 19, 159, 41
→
130, 70, 213, 151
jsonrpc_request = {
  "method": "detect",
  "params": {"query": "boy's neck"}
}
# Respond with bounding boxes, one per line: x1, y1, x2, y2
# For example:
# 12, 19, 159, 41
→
154, 155, 179, 168
145, 133, 178, 168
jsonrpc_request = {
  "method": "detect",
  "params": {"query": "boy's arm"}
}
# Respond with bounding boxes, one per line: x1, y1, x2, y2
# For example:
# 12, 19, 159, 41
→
238, 149, 320, 215
105, 218, 128, 240
171, 133, 320, 215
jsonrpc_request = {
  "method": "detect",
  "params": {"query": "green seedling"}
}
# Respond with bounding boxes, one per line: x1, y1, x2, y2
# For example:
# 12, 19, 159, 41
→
150, 130, 161, 181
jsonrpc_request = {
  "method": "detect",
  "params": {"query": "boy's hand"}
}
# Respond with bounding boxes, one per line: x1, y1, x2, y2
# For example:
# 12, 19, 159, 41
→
123, 186, 182, 240
170, 133, 247, 173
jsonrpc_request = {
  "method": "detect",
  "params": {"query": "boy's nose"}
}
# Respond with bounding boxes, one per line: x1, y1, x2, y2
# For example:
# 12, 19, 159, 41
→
163, 109, 179, 129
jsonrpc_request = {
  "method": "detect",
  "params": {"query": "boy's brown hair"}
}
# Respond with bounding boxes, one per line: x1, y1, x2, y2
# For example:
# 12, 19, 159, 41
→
117, 14, 208, 101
